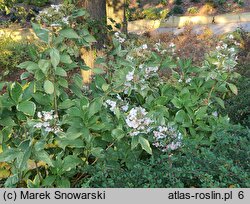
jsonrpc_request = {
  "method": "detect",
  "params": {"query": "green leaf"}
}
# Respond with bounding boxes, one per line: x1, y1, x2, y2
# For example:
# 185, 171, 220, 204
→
73, 74, 83, 89
93, 68, 105, 74
10, 82, 23, 103
215, 97, 225, 109
175, 110, 186, 123
57, 138, 84, 149
80, 97, 89, 110
56, 178, 70, 188
0, 82, 5, 91
22, 82, 36, 101
42, 176, 56, 187
112, 129, 125, 140
0, 117, 16, 127
4, 174, 19, 187
18, 147, 32, 170
65, 131, 83, 140
139, 136, 152, 155
20, 72, 30, 80
91, 147, 104, 158
34, 140, 45, 152
58, 99, 74, 109
1, 127, 13, 143
32, 92, 51, 106
131, 136, 139, 149
32, 22, 49, 43
55, 67, 67, 77
44, 80, 54, 94
62, 155, 82, 171
195, 106, 207, 120
102, 84, 109, 92
34, 150, 53, 167
84, 35, 97, 43
17, 61, 39, 73
58, 78, 68, 88
38, 59, 50, 74
72, 9, 86, 18
50, 48, 60, 68
17, 101, 36, 116
95, 57, 105, 64
34, 70, 45, 81
60, 54, 72, 64
0, 149, 19, 162
59, 28, 80, 39
171, 97, 182, 108
27, 175, 40, 188
228, 83, 238, 95
88, 97, 103, 118
66, 107, 81, 117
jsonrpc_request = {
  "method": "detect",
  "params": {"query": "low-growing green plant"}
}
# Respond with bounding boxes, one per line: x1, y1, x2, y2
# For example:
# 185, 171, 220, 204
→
223, 77, 250, 127
208, 0, 226, 7
0, 35, 35, 81
160, 0, 168, 6
187, 6, 199, 14
142, 7, 169, 20
171, 5, 184, 15
82, 124, 250, 188
127, 7, 169, 21
233, 0, 244, 6
174, 0, 183, 5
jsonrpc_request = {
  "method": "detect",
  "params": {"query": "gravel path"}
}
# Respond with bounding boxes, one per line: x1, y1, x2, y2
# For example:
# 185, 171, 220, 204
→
155, 22, 250, 35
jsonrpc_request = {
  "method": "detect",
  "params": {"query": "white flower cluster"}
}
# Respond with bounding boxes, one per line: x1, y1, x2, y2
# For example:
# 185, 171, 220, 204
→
178, 77, 192, 84
227, 34, 234, 40
153, 125, 182, 151
105, 95, 129, 114
51, 4, 62, 12
226, 34, 240, 46
126, 69, 135, 81
124, 69, 135, 94
214, 41, 238, 72
153, 41, 175, 54
121, 104, 129, 112
62, 16, 69, 25
105, 99, 117, 113
123, 64, 160, 94
126, 55, 134, 61
169, 42, 175, 48
36, 4, 70, 26
154, 42, 161, 52
216, 42, 228, 51
140, 44, 148, 50
145, 66, 158, 78
125, 107, 153, 136
114, 32, 125, 43
34, 110, 62, 134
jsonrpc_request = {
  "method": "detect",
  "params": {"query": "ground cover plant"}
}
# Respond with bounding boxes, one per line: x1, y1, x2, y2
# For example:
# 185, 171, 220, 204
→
0, 3, 249, 187
0, 33, 38, 81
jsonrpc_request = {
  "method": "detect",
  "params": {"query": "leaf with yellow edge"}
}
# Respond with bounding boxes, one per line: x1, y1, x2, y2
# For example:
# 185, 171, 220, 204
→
0, 169, 11, 179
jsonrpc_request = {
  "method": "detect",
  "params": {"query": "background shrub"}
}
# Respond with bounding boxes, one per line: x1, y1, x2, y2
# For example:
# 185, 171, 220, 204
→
224, 77, 250, 127
223, 31, 250, 127
171, 5, 184, 14
0, 35, 35, 81
174, 0, 183, 5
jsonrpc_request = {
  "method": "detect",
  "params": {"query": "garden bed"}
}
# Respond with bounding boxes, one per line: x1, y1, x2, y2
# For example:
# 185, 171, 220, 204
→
128, 0, 250, 21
